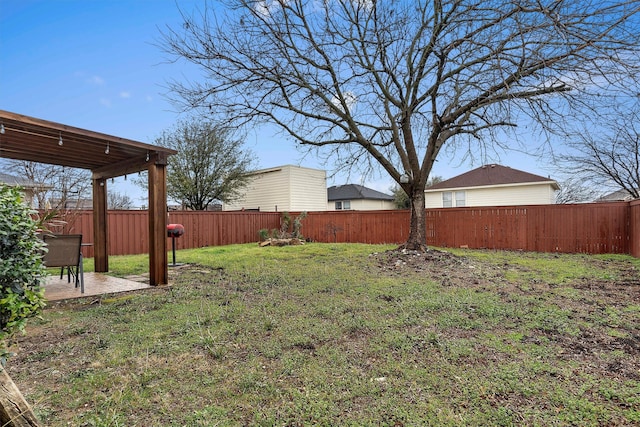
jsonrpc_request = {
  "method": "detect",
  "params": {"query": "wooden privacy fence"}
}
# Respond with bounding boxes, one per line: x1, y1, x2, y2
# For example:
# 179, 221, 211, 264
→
56, 210, 281, 258
297, 203, 635, 256
300, 210, 410, 244
52, 200, 638, 258
425, 202, 631, 255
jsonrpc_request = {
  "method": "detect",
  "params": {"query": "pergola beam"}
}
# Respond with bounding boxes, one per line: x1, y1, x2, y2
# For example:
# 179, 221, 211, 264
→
91, 152, 169, 180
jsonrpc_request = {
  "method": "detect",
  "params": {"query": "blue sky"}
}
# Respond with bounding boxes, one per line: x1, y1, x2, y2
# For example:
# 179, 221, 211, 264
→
0, 0, 554, 206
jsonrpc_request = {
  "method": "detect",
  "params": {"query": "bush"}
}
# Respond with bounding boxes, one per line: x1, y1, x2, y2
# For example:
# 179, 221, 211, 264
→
257, 228, 270, 241
0, 184, 47, 363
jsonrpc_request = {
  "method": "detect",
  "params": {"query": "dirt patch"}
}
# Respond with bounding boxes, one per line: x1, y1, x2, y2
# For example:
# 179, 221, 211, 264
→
371, 247, 506, 287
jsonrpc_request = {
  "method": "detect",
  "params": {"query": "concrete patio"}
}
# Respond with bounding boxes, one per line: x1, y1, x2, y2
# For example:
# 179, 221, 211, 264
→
44, 272, 152, 301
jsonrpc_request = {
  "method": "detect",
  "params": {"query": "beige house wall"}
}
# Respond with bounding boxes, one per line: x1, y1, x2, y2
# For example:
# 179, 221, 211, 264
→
223, 165, 327, 212
425, 182, 558, 208
328, 198, 396, 211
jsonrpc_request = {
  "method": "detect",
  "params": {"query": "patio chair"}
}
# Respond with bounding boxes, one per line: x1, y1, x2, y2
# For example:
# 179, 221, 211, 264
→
41, 234, 84, 293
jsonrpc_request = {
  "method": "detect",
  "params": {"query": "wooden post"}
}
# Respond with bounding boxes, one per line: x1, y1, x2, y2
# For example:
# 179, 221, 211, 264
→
148, 161, 168, 285
92, 177, 108, 273
0, 369, 40, 426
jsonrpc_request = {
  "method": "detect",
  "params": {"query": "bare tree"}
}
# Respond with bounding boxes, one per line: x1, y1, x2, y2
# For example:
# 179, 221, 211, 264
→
558, 101, 640, 200
6, 161, 91, 210
160, 0, 640, 249
108, 191, 135, 210
152, 118, 256, 210
393, 175, 442, 208
554, 177, 601, 204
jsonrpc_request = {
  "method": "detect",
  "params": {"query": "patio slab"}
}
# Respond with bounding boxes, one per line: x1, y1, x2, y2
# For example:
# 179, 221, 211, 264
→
44, 272, 152, 301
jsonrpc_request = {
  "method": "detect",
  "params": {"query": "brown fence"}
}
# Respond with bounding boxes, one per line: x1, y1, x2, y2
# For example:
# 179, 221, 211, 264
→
297, 203, 633, 255
51, 201, 638, 258
425, 202, 630, 254
299, 210, 410, 244
631, 200, 640, 258
55, 210, 281, 258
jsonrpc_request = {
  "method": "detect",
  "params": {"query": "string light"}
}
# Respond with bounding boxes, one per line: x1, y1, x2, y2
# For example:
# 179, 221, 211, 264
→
145, 151, 150, 162
0, 124, 5, 134
58, 132, 63, 146
105, 142, 110, 154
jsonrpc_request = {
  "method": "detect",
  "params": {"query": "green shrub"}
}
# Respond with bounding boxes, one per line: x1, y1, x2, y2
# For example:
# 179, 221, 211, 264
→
258, 228, 270, 241
0, 184, 47, 363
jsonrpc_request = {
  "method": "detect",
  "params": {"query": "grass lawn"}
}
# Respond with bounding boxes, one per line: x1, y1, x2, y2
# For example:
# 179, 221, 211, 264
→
8, 243, 640, 426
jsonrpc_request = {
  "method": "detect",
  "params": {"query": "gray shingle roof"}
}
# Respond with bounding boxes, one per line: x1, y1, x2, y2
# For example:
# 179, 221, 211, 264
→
328, 184, 393, 201
0, 172, 40, 188
596, 189, 637, 202
426, 164, 559, 190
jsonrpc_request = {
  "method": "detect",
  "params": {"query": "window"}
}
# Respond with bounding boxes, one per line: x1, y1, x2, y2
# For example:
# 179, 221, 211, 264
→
335, 200, 351, 210
455, 191, 466, 207
442, 192, 452, 207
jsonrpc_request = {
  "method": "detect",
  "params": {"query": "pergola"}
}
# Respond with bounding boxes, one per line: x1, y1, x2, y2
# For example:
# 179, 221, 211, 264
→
0, 110, 177, 285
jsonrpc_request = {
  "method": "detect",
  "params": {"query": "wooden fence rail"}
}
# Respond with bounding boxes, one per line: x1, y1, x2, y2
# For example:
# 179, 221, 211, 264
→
50, 201, 638, 258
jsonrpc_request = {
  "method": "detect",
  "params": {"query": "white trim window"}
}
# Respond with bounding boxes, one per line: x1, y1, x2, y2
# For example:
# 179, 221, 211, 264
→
455, 191, 466, 207
335, 200, 351, 210
442, 192, 452, 207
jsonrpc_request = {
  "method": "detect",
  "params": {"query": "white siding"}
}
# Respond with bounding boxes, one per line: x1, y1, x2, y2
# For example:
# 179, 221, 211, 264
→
328, 199, 396, 210
288, 166, 328, 211
425, 182, 557, 208
425, 191, 444, 208
223, 165, 327, 212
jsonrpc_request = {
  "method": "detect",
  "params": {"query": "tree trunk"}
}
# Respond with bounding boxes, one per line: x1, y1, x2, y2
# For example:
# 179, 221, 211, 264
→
404, 186, 428, 251
0, 369, 40, 427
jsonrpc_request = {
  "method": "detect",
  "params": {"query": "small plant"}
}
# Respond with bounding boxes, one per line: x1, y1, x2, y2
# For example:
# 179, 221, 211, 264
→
292, 211, 307, 239
258, 212, 308, 246
0, 184, 47, 364
279, 212, 291, 238
34, 208, 66, 232
258, 228, 270, 242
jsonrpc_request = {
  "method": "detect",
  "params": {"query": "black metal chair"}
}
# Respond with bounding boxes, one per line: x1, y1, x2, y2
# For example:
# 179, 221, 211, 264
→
41, 234, 84, 293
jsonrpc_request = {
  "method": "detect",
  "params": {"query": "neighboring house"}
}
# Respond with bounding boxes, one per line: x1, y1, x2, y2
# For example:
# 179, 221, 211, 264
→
0, 172, 44, 208
596, 189, 637, 202
223, 165, 327, 212
48, 197, 93, 210
425, 164, 559, 208
327, 184, 395, 210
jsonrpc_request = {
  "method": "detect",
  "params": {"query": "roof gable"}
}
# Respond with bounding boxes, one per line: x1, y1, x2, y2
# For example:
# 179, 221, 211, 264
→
426, 164, 559, 190
328, 184, 393, 201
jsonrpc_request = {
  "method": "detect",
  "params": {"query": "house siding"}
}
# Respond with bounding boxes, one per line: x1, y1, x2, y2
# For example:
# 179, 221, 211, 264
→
288, 166, 328, 211
223, 165, 327, 212
426, 183, 557, 208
